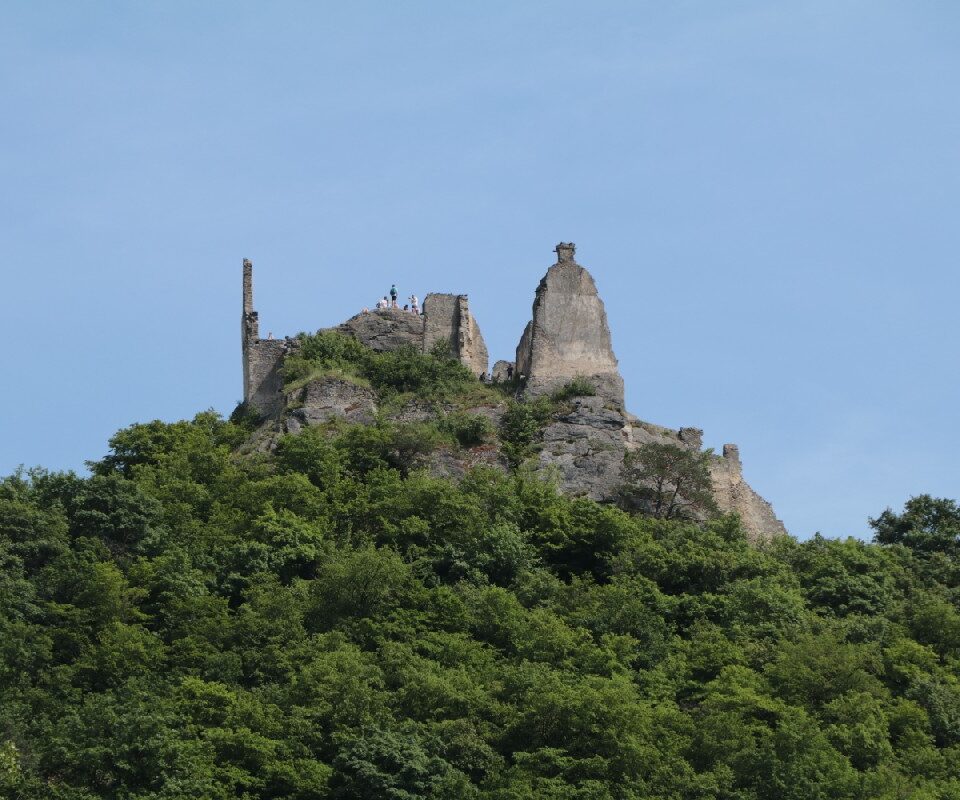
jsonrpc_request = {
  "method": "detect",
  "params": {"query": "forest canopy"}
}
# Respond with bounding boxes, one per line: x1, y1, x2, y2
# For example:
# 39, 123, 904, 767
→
1, 403, 960, 799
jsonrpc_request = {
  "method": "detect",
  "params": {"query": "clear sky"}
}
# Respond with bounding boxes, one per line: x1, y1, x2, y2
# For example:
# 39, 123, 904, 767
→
2, 1, 958, 539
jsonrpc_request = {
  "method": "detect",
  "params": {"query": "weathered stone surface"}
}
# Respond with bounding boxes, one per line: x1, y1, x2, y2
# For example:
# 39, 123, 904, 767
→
537, 396, 630, 499
710, 444, 788, 543
427, 444, 507, 481
491, 360, 515, 382
333, 309, 425, 352
422, 293, 488, 377
284, 376, 377, 432
678, 427, 704, 450
516, 243, 624, 408
243, 339, 288, 418
241, 259, 289, 418
457, 297, 489, 377
422, 294, 459, 355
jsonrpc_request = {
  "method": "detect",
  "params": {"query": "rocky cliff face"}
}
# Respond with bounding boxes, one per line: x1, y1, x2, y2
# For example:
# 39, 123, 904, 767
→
531, 400, 786, 543
709, 445, 787, 542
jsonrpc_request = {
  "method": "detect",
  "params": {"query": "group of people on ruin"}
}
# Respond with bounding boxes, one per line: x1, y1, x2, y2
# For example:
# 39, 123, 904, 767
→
362, 284, 421, 315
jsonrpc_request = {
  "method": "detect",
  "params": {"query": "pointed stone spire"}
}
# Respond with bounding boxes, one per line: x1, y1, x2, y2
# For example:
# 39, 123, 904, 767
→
516, 242, 624, 407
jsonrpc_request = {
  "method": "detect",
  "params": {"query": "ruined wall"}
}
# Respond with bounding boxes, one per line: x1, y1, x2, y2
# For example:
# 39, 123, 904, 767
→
421, 293, 489, 376
515, 321, 532, 378
333, 298, 487, 377
244, 339, 287, 417
709, 444, 788, 543
241, 259, 286, 418
456, 296, 489, 377
516, 243, 624, 408
422, 294, 459, 356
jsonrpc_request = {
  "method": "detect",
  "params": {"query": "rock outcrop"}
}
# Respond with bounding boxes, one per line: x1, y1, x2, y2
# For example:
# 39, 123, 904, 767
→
709, 445, 788, 543
334, 308, 425, 352
284, 377, 377, 433
537, 396, 632, 499
331, 297, 488, 376
516, 243, 624, 408
239, 247, 788, 543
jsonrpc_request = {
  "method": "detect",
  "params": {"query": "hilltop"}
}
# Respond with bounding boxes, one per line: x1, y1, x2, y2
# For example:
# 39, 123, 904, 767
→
240, 243, 786, 542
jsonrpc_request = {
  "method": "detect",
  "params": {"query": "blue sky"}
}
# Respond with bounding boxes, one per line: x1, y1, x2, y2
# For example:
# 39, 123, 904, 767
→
2, 1, 958, 539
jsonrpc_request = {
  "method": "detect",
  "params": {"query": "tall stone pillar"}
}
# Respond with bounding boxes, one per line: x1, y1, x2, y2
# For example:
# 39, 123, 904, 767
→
241, 258, 259, 402
515, 242, 624, 407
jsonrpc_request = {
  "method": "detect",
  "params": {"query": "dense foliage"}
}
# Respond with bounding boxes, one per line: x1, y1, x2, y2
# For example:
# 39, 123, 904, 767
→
282, 332, 478, 401
3, 402, 960, 797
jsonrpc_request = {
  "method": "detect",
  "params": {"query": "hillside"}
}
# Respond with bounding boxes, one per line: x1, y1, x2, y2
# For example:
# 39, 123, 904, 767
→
2, 345, 960, 798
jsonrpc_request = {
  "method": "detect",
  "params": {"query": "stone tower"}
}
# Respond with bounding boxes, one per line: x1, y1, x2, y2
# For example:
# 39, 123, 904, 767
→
516, 243, 625, 408
241, 259, 286, 417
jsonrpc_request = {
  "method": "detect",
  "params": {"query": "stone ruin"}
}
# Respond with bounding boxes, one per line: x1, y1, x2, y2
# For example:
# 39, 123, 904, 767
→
241, 259, 488, 419
240, 245, 787, 542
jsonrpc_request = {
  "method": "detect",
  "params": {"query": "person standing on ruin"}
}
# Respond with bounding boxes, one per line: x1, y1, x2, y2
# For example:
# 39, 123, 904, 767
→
390, 284, 398, 308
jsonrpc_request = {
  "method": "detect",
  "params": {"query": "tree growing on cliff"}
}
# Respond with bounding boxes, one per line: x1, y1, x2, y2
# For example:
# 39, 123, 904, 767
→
619, 441, 717, 520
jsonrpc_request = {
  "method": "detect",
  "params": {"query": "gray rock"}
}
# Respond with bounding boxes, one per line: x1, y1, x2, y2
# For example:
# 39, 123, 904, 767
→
491, 360, 515, 382
515, 243, 625, 408
537, 396, 630, 499
285, 376, 378, 430
333, 309, 425, 352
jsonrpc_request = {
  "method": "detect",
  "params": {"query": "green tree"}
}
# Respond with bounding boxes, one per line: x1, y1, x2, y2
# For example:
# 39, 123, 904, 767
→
620, 442, 718, 520
499, 398, 554, 468
871, 495, 960, 556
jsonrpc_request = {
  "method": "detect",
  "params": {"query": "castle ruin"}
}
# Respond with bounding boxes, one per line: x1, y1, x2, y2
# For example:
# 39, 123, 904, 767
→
240, 244, 787, 542
241, 259, 488, 418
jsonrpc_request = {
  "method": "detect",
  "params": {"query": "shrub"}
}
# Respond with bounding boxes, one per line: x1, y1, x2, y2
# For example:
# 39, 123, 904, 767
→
499, 398, 555, 467
440, 412, 493, 448
334, 421, 447, 477
282, 331, 371, 387
551, 376, 597, 403
297, 330, 371, 369
365, 345, 475, 399
282, 332, 478, 402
